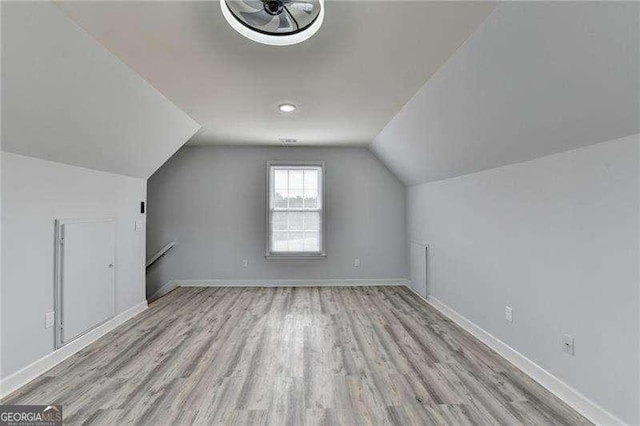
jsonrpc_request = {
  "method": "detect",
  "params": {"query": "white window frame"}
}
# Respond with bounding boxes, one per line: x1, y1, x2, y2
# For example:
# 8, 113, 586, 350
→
266, 161, 326, 259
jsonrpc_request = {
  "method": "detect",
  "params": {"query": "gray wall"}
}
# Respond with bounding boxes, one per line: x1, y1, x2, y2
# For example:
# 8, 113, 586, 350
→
146, 146, 407, 296
1, 153, 147, 379
369, 2, 640, 421
407, 134, 639, 424
372, 2, 639, 185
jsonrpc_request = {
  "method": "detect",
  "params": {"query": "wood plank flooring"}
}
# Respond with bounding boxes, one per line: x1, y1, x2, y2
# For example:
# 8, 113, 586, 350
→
2, 286, 589, 425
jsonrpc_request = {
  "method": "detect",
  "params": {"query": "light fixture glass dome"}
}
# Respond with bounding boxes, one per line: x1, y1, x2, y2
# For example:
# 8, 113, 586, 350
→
221, 0, 324, 46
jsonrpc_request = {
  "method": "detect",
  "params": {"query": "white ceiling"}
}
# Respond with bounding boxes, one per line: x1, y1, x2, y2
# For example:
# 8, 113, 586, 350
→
56, 1, 496, 146
372, 1, 640, 185
2, 2, 200, 178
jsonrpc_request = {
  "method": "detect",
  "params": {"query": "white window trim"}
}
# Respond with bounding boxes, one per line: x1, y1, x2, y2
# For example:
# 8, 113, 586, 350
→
265, 161, 326, 260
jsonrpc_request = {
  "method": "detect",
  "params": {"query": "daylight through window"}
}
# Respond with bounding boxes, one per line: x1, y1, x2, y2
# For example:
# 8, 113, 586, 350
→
267, 162, 325, 257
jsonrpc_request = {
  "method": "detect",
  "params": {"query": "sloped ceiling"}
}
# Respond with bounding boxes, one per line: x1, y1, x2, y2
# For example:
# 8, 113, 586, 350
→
55, 0, 496, 147
371, 2, 640, 186
1, 1, 200, 179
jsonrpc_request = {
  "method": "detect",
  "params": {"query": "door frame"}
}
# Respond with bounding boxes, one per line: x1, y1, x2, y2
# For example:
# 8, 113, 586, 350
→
54, 218, 116, 349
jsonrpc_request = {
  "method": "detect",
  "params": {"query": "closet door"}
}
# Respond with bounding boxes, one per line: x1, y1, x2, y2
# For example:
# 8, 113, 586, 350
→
57, 219, 115, 346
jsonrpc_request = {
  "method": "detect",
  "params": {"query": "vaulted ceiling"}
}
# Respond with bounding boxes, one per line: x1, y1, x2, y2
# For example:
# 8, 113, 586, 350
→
55, 0, 497, 147
3, 1, 637, 183
1, 1, 200, 178
371, 2, 640, 185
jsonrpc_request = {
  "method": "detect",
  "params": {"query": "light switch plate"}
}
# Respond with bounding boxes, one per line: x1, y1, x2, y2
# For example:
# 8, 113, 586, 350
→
242, 259, 248, 267
135, 220, 144, 232
354, 259, 361, 267
45, 311, 55, 329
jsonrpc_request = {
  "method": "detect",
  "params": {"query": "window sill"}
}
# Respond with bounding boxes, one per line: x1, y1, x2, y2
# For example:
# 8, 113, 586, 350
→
265, 253, 326, 260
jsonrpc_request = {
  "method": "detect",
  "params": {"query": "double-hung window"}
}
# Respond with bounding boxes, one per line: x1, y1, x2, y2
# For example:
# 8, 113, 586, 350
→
266, 162, 325, 258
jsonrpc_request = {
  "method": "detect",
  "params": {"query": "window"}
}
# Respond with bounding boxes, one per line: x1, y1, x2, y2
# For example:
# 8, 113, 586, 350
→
266, 162, 325, 258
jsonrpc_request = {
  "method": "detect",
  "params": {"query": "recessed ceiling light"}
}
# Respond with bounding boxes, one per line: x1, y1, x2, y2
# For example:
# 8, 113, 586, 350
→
278, 103, 296, 113
220, 0, 325, 46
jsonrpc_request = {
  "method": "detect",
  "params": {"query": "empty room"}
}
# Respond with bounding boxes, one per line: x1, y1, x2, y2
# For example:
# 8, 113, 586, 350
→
1, 0, 638, 424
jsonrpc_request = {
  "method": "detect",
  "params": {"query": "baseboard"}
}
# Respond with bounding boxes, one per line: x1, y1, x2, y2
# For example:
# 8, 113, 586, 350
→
417, 291, 624, 426
148, 280, 179, 302
0, 300, 148, 399
177, 278, 410, 287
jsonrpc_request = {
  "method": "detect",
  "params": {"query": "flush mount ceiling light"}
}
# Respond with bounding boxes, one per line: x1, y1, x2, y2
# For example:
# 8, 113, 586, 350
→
278, 103, 296, 112
220, 0, 324, 46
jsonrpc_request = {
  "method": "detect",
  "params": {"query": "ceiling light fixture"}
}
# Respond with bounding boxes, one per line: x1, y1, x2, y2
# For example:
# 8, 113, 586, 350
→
220, 0, 324, 46
278, 103, 296, 112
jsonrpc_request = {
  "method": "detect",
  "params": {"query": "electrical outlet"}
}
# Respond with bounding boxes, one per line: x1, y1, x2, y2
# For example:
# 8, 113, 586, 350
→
353, 259, 361, 268
505, 306, 513, 323
135, 220, 144, 232
242, 259, 248, 267
45, 312, 55, 329
563, 335, 575, 356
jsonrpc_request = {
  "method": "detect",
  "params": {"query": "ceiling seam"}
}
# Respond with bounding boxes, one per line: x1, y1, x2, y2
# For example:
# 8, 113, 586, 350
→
365, 2, 502, 149
51, 1, 202, 130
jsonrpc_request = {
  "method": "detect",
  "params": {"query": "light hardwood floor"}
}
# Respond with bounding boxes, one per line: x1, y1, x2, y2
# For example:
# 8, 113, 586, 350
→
3, 286, 589, 425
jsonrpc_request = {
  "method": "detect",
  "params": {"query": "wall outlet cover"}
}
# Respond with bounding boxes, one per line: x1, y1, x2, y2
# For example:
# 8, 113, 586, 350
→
563, 335, 575, 356
242, 259, 248, 267
354, 259, 361, 267
135, 220, 144, 232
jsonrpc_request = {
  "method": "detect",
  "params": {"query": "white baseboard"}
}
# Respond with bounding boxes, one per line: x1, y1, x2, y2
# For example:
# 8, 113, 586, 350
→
0, 301, 147, 399
148, 280, 179, 302
418, 291, 624, 426
177, 278, 410, 288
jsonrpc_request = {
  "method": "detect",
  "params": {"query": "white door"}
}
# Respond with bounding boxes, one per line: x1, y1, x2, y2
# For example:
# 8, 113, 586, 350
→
58, 219, 115, 345
410, 242, 428, 298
